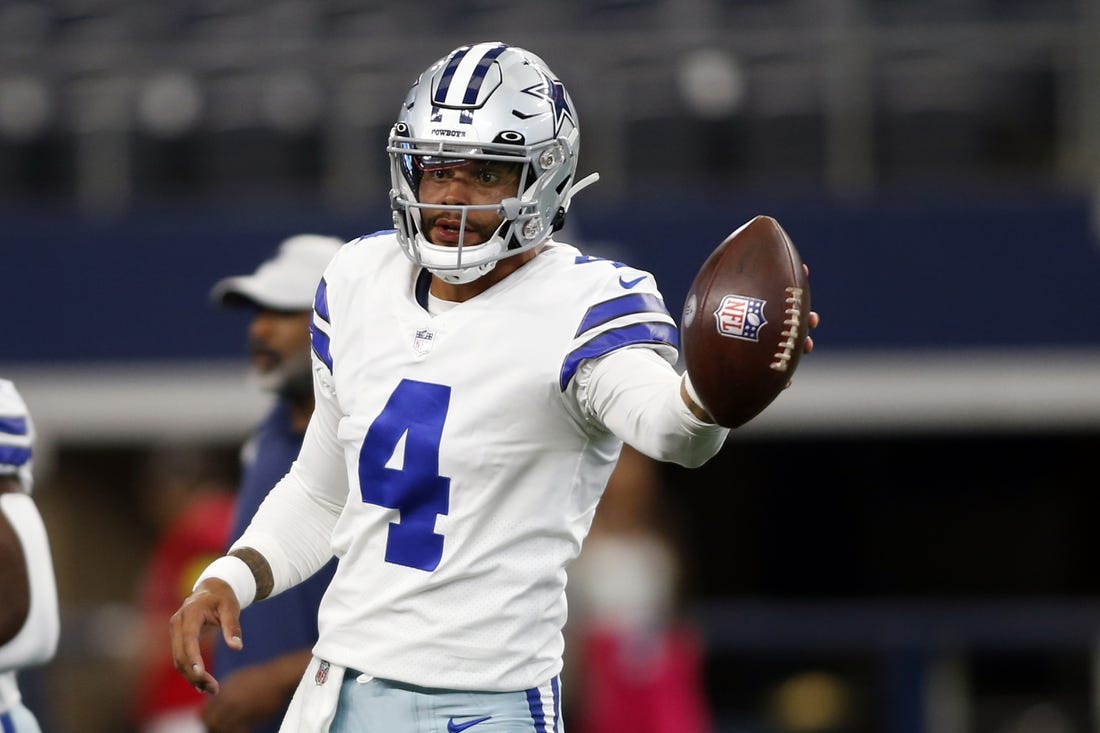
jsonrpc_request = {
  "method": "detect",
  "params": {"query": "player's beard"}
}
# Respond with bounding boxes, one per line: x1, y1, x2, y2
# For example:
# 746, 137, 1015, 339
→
247, 348, 313, 400
422, 211, 499, 246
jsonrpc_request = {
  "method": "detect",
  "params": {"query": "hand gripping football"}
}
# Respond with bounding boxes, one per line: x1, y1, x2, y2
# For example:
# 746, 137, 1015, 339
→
681, 215, 811, 428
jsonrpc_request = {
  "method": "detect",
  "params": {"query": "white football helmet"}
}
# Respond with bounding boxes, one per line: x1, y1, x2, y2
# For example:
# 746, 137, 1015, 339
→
388, 41, 599, 284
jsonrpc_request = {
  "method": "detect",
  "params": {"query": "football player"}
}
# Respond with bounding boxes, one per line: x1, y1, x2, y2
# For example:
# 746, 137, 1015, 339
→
171, 41, 818, 732
0, 379, 60, 733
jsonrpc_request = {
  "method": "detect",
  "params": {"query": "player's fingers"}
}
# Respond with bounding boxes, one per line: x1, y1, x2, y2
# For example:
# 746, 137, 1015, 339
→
222, 618, 244, 651
192, 666, 221, 696
804, 335, 814, 353
808, 310, 820, 329
169, 592, 223, 693
197, 579, 244, 651
168, 606, 207, 682
802, 263, 810, 278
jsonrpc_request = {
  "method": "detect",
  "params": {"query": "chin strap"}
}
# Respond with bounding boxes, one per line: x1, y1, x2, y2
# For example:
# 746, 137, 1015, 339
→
432, 260, 497, 285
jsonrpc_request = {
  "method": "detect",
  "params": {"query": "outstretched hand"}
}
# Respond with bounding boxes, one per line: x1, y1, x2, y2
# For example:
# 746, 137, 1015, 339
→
785, 263, 820, 389
802, 263, 820, 353
169, 579, 244, 695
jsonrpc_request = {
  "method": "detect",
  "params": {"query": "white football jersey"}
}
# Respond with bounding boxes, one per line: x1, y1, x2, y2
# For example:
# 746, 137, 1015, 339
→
241, 231, 704, 691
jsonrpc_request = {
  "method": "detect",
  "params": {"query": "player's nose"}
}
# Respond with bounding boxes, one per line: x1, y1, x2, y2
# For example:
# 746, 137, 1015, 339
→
438, 178, 472, 205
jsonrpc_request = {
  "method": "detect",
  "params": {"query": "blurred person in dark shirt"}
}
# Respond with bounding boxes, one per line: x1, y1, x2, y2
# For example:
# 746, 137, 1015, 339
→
202, 234, 342, 733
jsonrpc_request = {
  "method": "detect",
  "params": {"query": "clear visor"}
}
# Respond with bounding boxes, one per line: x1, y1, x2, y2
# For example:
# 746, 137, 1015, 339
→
414, 146, 486, 172
389, 137, 530, 166
416, 157, 466, 172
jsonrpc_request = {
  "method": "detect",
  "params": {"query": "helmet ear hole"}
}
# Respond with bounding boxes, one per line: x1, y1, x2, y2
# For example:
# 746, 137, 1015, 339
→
551, 207, 566, 232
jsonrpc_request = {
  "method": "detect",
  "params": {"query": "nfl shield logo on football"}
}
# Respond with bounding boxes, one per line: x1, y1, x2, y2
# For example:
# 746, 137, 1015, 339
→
315, 659, 330, 686
413, 327, 435, 355
713, 294, 767, 341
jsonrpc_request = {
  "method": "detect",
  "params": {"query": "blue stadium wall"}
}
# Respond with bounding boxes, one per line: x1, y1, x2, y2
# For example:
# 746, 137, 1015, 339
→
3, 188, 1098, 364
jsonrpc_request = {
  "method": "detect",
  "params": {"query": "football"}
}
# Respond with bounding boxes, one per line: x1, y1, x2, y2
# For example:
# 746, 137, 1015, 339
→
681, 215, 812, 428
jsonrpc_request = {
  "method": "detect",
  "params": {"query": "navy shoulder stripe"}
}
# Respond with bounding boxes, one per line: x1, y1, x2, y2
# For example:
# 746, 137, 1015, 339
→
353, 230, 395, 245
0, 445, 31, 467
575, 292, 669, 337
311, 276, 333, 373
313, 277, 331, 324
0, 415, 28, 437
559, 321, 679, 391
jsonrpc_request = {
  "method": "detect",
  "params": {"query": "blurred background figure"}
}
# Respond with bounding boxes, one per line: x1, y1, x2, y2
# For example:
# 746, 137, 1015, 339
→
130, 444, 236, 733
566, 444, 714, 733
767, 669, 856, 733
202, 234, 342, 733
0, 378, 60, 733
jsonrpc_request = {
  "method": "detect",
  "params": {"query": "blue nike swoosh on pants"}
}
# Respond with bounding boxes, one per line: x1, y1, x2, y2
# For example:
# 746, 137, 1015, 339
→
448, 716, 492, 733
619, 274, 646, 288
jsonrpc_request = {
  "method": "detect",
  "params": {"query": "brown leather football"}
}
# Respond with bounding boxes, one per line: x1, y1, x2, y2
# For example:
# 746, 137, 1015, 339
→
681, 215, 812, 428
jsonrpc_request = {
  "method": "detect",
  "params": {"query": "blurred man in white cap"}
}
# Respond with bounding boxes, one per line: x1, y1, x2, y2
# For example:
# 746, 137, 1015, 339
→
0, 378, 60, 733
212, 235, 348, 403
202, 234, 344, 733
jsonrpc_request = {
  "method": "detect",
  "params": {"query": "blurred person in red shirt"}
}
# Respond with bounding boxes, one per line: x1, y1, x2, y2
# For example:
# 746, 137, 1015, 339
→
566, 444, 714, 733
131, 446, 235, 733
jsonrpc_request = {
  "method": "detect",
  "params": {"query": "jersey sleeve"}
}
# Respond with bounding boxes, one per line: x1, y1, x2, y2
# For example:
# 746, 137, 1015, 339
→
577, 348, 729, 468
555, 259, 729, 468
230, 260, 350, 599
558, 268, 680, 393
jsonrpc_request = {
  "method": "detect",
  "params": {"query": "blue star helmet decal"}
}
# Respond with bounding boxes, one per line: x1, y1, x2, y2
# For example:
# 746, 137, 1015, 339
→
522, 70, 575, 138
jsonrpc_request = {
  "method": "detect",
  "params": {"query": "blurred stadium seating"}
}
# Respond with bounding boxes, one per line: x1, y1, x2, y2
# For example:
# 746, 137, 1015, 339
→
0, 0, 1093, 206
